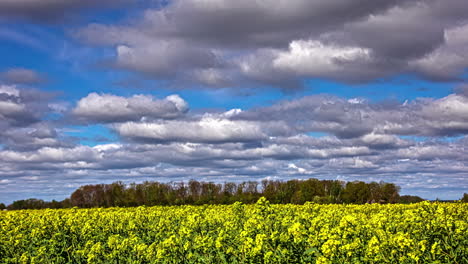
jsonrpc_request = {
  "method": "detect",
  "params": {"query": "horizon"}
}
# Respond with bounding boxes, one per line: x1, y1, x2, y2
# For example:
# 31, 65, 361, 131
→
1, 0, 468, 204
1, 177, 442, 206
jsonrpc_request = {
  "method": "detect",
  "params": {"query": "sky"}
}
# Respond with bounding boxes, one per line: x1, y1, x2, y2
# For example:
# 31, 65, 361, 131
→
0, 0, 467, 204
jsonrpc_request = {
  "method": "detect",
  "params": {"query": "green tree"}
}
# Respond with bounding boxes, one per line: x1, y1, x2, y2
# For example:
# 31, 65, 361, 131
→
461, 193, 468, 202
399, 195, 425, 204
342, 181, 371, 204
380, 183, 400, 203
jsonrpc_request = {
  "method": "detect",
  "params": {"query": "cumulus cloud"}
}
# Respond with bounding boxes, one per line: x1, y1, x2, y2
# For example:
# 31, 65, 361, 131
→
0, 85, 48, 126
0, 124, 71, 151
72, 93, 189, 123
0, 85, 66, 155
114, 116, 269, 144
272, 41, 372, 76
239, 40, 388, 85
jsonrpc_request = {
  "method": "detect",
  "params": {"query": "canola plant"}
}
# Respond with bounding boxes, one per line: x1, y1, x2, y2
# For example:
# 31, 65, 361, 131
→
0, 198, 467, 263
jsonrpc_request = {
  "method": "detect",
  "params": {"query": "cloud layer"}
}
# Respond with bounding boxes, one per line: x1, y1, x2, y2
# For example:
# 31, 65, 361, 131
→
75, 0, 468, 88
1, 88, 468, 203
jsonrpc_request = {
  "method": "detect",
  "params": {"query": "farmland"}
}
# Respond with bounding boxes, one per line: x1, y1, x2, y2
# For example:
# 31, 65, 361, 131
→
1, 199, 467, 263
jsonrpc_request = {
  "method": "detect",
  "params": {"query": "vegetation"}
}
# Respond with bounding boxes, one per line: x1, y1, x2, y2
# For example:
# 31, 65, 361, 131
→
462, 193, 468, 203
1, 199, 466, 263
5, 178, 407, 210
398, 195, 426, 204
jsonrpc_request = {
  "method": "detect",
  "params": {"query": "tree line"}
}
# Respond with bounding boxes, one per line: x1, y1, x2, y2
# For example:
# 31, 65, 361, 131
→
2, 178, 440, 210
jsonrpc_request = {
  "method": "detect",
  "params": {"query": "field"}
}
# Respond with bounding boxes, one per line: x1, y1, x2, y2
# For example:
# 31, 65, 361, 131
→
1, 199, 467, 263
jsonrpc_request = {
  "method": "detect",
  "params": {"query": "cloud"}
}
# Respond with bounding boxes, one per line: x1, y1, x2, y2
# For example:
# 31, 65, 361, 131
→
454, 84, 468, 97
0, 85, 45, 126
94, 90, 468, 148
410, 24, 468, 81
239, 40, 387, 86
1, 133, 466, 203
0, 124, 71, 151
0, 0, 129, 22
396, 144, 462, 161
140, 0, 410, 48
114, 42, 221, 79
236, 93, 468, 138
358, 133, 412, 149
1, 68, 46, 84
75, 24, 223, 82
74, 0, 468, 89
72, 93, 189, 123
0, 85, 66, 154
114, 116, 270, 144
344, 2, 446, 60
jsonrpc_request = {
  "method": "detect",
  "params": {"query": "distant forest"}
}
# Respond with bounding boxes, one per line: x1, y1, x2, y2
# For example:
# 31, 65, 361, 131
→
3, 178, 454, 210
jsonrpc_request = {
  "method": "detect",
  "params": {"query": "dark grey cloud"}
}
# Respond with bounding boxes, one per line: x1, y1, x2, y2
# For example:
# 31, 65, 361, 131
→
0, 0, 129, 22
143, 0, 410, 48
342, 2, 446, 60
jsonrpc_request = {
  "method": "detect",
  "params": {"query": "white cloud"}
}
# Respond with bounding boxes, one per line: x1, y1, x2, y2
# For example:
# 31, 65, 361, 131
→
272, 40, 372, 76
0, 85, 20, 96
0, 146, 99, 163
115, 115, 266, 143
73, 93, 188, 123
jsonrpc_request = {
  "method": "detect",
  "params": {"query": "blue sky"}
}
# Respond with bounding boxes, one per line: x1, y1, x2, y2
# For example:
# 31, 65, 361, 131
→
1, 0, 467, 204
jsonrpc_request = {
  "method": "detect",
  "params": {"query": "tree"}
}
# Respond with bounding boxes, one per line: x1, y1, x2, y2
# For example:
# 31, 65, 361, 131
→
8, 178, 404, 209
189, 180, 201, 203
342, 181, 370, 204
461, 193, 468, 202
399, 195, 425, 204
380, 183, 400, 203
7, 199, 46, 210
0, 203, 5, 210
